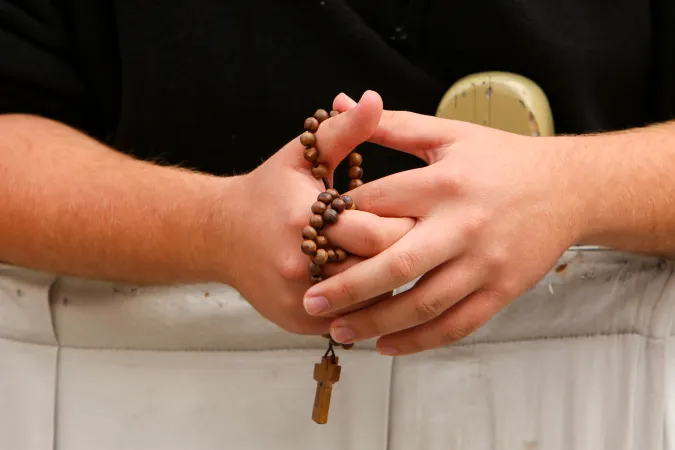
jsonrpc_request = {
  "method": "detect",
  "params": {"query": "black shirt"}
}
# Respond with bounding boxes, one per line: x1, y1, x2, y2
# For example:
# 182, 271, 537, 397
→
1, 0, 674, 185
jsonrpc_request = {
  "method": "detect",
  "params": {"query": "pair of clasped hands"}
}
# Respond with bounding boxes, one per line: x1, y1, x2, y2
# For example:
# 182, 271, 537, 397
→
235, 90, 587, 356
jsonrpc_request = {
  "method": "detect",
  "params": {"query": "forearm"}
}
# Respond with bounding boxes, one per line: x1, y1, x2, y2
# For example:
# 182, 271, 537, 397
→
0, 114, 241, 284
572, 120, 675, 255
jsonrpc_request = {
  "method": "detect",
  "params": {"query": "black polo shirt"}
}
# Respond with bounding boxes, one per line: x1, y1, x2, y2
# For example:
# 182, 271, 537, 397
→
1, 0, 673, 186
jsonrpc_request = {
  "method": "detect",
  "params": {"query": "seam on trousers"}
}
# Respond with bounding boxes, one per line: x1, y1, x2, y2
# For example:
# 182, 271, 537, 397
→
385, 355, 394, 450
48, 277, 62, 450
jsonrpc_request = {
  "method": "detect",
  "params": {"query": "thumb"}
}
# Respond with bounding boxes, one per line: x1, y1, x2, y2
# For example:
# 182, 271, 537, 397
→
282, 90, 383, 171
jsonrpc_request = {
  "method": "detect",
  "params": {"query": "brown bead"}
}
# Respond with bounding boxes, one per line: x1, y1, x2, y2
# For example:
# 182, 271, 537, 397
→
311, 164, 328, 179
330, 110, 340, 117
311, 275, 324, 284
301, 240, 318, 256
342, 343, 355, 350
331, 198, 345, 213
349, 179, 364, 190
340, 195, 354, 209
317, 192, 333, 204
335, 248, 347, 261
302, 226, 318, 240
300, 131, 316, 147
348, 152, 363, 166
311, 201, 327, 215
348, 166, 363, 179
316, 235, 329, 248
313, 249, 328, 265
309, 214, 324, 230
309, 262, 323, 276
304, 117, 319, 132
314, 109, 329, 122
326, 188, 340, 199
304, 147, 319, 162
327, 249, 338, 262
323, 209, 339, 224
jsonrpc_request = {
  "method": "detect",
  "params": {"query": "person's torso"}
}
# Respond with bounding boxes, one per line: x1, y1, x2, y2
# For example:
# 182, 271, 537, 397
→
58, 0, 672, 182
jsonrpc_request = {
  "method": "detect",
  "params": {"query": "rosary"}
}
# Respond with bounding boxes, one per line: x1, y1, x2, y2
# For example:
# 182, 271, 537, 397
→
299, 108, 363, 424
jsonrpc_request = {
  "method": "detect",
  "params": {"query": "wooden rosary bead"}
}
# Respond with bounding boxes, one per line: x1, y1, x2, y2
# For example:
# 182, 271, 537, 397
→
313, 249, 329, 265
323, 209, 339, 224
331, 198, 345, 213
348, 152, 363, 166
301, 240, 318, 256
302, 226, 318, 240
304, 117, 319, 132
311, 201, 327, 215
311, 275, 324, 284
340, 195, 354, 209
315, 235, 329, 249
326, 249, 338, 262
300, 131, 316, 147
342, 343, 354, 350
314, 109, 330, 122
335, 248, 347, 261
317, 192, 333, 204
330, 110, 340, 117
312, 164, 328, 179
349, 179, 364, 190
309, 261, 323, 276
326, 188, 340, 199
348, 166, 363, 179
304, 147, 319, 162
310, 214, 324, 230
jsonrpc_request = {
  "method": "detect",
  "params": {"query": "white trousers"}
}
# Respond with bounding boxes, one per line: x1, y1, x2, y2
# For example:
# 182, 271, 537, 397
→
1, 249, 674, 450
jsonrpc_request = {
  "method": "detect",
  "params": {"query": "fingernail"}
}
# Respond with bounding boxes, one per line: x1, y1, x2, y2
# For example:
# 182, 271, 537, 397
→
304, 296, 330, 315
378, 346, 399, 356
331, 327, 355, 343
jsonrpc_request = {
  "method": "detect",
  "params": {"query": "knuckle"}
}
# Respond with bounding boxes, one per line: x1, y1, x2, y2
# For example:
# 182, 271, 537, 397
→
441, 322, 473, 344
493, 278, 521, 299
430, 167, 464, 195
362, 224, 386, 256
359, 183, 386, 208
388, 251, 419, 282
337, 280, 360, 304
485, 245, 510, 271
459, 209, 489, 241
414, 295, 446, 322
276, 252, 306, 281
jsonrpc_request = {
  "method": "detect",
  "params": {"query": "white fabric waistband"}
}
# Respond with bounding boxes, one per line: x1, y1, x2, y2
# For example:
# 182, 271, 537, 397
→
0, 248, 673, 351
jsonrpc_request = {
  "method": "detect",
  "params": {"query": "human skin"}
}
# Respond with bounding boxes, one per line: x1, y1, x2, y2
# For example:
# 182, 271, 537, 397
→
304, 91, 675, 355
0, 92, 412, 335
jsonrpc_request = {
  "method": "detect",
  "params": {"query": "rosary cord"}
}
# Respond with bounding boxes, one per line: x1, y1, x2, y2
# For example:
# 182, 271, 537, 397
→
300, 108, 364, 355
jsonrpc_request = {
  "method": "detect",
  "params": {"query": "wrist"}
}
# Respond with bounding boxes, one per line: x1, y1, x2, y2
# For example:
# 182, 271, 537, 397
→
545, 135, 608, 246
560, 132, 637, 246
199, 173, 249, 286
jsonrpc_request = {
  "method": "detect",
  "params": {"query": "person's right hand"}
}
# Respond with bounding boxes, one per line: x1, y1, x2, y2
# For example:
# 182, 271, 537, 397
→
224, 91, 415, 335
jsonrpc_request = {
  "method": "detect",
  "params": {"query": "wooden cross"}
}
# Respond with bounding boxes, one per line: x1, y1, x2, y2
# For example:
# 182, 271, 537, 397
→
312, 355, 341, 424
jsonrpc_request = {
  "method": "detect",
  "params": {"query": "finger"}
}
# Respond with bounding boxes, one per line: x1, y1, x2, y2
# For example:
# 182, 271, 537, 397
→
322, 292, 393, 318
303, 220, 457, 316
323, 210, 415, 257
327, 258, 485, 343
348, 165, 446, 217
375, 289, 504, 355
333, 92, 358, 111
283, 90, 383, 170
321, 255, 363, 277
336, 96, 474, 165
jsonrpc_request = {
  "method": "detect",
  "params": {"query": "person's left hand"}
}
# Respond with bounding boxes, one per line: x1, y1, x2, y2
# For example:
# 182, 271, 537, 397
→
303, 93, 595, 355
